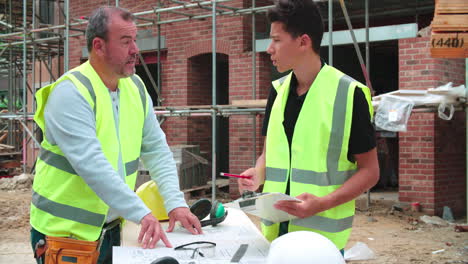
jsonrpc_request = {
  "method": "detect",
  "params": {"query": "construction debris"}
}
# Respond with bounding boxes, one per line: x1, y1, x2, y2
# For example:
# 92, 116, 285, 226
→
419, 215, 450, 227
344, 242, 376, 261
0, 173, 33, 190
443, 206, 455, 222
454, 225, 468, 232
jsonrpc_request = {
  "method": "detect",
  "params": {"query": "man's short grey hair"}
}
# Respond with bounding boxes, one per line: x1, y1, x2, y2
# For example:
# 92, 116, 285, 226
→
86, 6, 135, 52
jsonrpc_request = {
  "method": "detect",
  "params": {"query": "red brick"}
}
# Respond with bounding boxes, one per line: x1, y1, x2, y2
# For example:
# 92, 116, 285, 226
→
399, 37, 466, 217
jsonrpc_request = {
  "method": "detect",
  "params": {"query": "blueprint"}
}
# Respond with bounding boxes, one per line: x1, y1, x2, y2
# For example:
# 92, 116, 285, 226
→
113, 244, 267, 264
114, 208, 270, 264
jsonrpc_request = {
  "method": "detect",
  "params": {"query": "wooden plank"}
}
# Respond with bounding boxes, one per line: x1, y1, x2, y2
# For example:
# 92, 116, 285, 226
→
0, 143, 15, 149
182, 179, 230, 200
154, 103, 267, 111
207, 179, 229, 188
436, 0, 468, 14
154, 105, 212, 111
182, 179, 229, 193
231, 99, 267, 108
437, 0, 468, 4
431, 48, 468, 58
437, 6, 468, 14
430, 32, 468, 58
182, 183, 210, 193
432, 14, 468, 32
0, 152, 21, 156
0, 160, 21, 169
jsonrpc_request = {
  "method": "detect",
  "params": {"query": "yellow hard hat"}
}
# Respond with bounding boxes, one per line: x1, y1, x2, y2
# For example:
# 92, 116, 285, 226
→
136, 180, 169, 221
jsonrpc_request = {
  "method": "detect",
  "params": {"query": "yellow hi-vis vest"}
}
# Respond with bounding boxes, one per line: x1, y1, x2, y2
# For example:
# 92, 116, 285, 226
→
262, 65, 373, 250
30, 61, 149, 241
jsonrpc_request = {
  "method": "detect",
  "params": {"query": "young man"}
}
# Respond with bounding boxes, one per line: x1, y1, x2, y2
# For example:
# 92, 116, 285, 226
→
30, 7, 202, 264
238, 0, 379, 252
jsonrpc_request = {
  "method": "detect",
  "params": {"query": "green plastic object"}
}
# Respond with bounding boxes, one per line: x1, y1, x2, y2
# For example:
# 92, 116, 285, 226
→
215, 203, 225, 218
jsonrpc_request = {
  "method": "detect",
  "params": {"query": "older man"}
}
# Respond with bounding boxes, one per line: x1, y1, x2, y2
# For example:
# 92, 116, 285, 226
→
30, 6, 201, 264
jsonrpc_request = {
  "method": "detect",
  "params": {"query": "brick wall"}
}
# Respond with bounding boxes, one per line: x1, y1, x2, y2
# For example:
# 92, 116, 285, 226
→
398, 36, 466, 216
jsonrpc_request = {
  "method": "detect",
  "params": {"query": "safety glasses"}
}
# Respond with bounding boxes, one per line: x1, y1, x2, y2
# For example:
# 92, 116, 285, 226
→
174, 241, 216, 259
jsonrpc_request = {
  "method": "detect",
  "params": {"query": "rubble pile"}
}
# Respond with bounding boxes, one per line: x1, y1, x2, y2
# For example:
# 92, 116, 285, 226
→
0, 173, 33, 190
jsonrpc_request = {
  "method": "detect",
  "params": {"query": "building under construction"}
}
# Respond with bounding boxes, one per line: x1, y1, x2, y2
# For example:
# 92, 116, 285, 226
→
0, 0, 466, 218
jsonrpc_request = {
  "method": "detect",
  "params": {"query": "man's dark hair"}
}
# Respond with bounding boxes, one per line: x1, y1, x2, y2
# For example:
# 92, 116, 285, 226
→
86, 6, 135, 52
267, 0, 324, 54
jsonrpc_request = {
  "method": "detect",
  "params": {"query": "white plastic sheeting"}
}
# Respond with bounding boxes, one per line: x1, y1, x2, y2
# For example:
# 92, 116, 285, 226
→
373, 83, 467, 131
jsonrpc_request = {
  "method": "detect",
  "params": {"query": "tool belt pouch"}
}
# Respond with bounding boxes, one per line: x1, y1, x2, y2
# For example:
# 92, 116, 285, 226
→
45, 236, 99, 264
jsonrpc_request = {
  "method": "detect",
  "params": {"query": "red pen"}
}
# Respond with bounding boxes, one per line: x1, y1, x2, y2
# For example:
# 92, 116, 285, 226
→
220, 172, 252, 179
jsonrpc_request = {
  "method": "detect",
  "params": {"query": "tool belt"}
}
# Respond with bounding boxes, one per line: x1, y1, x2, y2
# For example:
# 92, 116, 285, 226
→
44, 236, 99, 264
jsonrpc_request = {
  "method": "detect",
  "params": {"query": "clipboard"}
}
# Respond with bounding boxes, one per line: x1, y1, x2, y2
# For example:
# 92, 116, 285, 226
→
235, 192, 302, 223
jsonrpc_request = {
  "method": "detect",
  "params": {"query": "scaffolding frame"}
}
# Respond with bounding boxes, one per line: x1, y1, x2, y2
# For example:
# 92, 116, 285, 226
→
0, 0, 379, 204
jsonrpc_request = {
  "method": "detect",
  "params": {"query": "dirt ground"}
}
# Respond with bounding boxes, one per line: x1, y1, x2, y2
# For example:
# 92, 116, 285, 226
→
0, 187, 467, 264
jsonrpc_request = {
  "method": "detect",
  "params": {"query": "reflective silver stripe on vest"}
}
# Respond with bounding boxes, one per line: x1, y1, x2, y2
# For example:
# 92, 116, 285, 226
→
291, 75, 356, 186
261, 218, 275, 226
292, 168, 356, 186
40, 148, 140, 178
39, 148, 76, 175
125, 158, 139, 176
327, 75, 354, 174
32, 190, 105, 227
69, 71, 96, 114
265, 167, 288, 182
291, 214, 353, 233
130, 75, 147, 116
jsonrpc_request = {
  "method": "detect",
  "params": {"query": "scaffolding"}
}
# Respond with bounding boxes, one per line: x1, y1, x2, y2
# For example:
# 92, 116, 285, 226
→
0, 0, 438, 203
0, 1, 58, 179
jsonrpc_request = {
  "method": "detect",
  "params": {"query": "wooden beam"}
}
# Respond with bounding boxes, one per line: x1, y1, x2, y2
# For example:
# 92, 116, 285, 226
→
432, 15, 468, 32
430, 32, 468, 58
437, 0, 468, 14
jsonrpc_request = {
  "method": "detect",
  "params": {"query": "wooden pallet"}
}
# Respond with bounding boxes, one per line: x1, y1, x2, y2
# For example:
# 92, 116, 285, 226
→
432, 15, 468, 32
430, 0, 468, 58
182, 179, 229, 200
436, 0, 468, 14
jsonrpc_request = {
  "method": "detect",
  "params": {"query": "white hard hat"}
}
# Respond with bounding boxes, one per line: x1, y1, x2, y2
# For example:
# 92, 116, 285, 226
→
266, 231, 345, 264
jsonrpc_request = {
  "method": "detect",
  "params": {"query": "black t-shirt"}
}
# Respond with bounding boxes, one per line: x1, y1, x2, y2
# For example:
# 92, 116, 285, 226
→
262, 72, 376, 163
